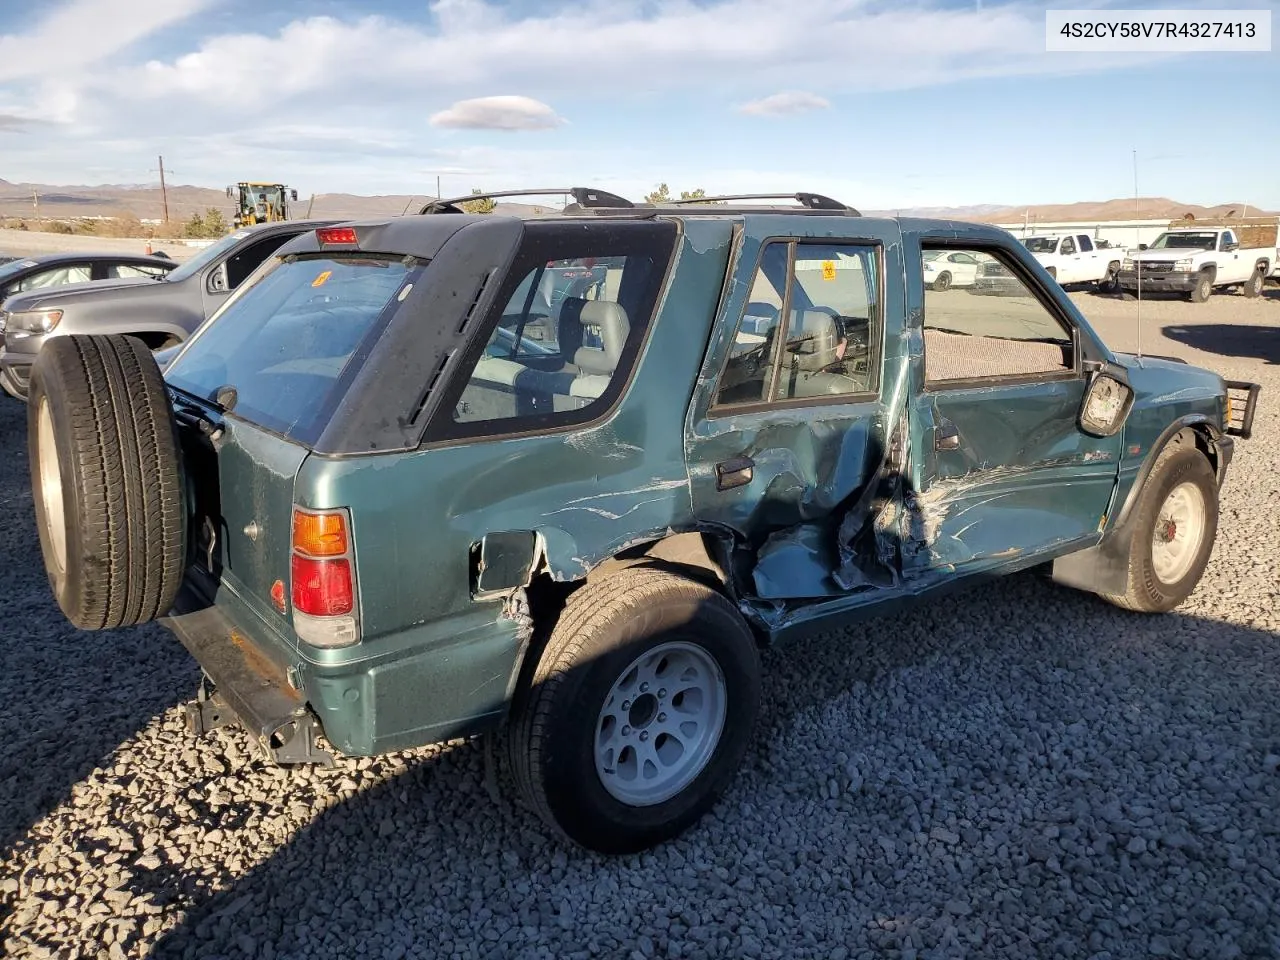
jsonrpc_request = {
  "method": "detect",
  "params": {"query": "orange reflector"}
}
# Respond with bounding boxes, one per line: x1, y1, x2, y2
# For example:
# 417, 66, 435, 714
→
292, 509, 348, 557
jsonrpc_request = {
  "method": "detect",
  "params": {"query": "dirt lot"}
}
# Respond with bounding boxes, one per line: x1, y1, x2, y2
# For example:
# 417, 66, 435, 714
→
0, 287, 1278, 959
1, 228, 200, 261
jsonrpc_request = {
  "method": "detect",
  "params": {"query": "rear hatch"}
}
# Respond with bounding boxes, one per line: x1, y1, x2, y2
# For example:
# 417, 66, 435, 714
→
163, 249, 426, 649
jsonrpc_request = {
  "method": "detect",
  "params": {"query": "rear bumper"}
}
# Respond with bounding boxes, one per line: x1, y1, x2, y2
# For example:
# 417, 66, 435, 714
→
1116, 270, 1198, 293
161, 576, 523, 761
160, 589, 331, 764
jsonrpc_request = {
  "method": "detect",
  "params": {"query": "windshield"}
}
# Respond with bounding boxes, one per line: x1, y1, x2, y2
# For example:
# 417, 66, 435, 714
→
164, 230, 254, 283
1021, 237, 1059, 254
1149, 231, 1216, 250
164, 254, 423, 444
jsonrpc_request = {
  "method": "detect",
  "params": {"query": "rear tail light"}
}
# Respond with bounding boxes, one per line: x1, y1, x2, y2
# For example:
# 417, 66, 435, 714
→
290, 506, 359, 648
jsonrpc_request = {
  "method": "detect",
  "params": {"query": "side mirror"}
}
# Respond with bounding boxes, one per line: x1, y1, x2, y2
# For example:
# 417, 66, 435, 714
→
291, 189, 299, 201
1138, 243, 1148, 251
206, 263, 230, 295
225, 186, 233, 198
1079, 369, 1134, 437
1224, 241, 1239, 252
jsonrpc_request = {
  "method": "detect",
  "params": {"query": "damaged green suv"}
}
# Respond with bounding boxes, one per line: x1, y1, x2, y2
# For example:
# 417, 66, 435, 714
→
27, 189, 1260, 854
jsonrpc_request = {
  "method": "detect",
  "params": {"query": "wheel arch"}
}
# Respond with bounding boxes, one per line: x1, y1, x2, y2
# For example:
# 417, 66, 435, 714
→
1050, 416, 1221, 597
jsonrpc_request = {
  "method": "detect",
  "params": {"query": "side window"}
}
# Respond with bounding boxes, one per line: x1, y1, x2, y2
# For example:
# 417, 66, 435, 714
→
108, 263, 170, 280
1220, 231, 1235, 251
225, 234, 299, 289
1060, 236, 1076, 256
715, 241, 881, 407
15, 264, 92, 292
923, 246, 1074, 385
437, 223, 675, 438
950, 252, 977, 265
1078, 235, 1094, 252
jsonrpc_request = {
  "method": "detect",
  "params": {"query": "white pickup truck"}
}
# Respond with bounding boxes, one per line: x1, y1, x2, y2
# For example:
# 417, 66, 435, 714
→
1019, 233, 1123, 291
1117, 219, 1277, 303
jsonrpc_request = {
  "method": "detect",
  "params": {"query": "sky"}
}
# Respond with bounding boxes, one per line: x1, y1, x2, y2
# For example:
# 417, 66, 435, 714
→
0, 0, 1277, 210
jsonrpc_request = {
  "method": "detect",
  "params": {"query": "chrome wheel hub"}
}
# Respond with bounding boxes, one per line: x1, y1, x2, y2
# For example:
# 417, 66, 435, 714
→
1151, 481, 1206, 585
594, 640, 727, 807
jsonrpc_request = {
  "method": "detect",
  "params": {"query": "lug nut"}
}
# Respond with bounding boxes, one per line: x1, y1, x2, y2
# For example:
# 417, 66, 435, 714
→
640, 682, 649, 693
658, 688, 667, 698
639, 731, 649, 742
657, 713, 667, 723
622, 726, 632, 737
622, 700, 631, 710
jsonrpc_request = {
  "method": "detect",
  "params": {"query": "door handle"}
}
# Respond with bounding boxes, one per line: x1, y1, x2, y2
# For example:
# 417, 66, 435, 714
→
715, 455, 755, 491
935, 422, 961, 451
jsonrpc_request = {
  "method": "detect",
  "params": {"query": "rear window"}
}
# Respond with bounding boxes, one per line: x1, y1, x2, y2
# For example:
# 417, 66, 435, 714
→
164, 254, 422, 443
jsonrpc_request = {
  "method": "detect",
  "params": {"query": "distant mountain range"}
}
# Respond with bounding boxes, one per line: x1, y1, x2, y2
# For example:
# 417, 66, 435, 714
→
0, 179, 1273, 224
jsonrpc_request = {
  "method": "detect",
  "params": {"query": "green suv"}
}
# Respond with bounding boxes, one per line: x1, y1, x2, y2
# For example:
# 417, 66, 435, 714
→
25, 189, 1260, 854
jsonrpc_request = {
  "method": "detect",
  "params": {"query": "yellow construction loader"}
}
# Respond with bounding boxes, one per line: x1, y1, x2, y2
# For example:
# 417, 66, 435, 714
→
226, 182, 300, 228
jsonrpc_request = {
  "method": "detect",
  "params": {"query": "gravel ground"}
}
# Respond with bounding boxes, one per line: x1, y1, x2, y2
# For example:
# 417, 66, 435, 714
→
2, 290, 1280, 959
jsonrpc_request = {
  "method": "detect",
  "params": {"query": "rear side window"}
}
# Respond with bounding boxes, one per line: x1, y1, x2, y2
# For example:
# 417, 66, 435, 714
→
714, 240, 882, 408
427, 221, 675, 442
164, 255, 422, 443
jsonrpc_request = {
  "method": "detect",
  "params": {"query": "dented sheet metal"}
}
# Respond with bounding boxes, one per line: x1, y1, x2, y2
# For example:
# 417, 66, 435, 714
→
684, 215, 913, 601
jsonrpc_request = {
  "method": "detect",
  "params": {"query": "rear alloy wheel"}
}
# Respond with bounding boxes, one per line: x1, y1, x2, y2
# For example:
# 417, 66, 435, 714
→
1102, 442, 1218, 613
27, 334, 186, 630
509, 567, 761, 854
1242, 267, 1265, 299
1189, 273, 1214, 303
932, 272, 952, 292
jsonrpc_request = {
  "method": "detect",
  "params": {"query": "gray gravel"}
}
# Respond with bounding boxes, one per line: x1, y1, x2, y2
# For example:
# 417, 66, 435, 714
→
3, 291, 1280, 959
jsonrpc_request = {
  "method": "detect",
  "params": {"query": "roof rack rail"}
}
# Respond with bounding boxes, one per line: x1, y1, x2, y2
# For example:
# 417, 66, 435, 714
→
419, 187, 633, 215
664, 192, 860, 215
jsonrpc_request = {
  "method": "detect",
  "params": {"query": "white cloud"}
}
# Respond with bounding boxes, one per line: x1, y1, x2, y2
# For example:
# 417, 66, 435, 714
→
0, 0, 214, 83
430, 96, 566, 131
738, 91, 831, 117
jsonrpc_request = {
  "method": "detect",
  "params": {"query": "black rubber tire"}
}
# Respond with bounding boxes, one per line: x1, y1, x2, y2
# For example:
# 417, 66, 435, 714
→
1097, 262, 1121, 294
1101, 443, 1218, 613
1188, 272, 1213, 303
27, 334, 186, 630
1241, 267, 1265, 298
508, 567, 761, 854
932, 272, 952, 292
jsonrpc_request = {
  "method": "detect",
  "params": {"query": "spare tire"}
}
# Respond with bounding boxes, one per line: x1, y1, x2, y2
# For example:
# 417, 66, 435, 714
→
27, 334, 186, 630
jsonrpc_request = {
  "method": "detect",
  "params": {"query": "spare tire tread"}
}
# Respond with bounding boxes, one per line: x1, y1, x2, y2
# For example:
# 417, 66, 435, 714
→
28, 334, 185, 630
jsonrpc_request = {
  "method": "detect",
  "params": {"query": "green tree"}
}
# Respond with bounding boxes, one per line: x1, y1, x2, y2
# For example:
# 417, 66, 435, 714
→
645, 183, 671, 204
182, 207, 229, 239
460, 188, 496, 215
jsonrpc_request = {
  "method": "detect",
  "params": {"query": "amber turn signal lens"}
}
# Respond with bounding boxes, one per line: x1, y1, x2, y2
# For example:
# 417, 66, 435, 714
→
292, 509, 348, 557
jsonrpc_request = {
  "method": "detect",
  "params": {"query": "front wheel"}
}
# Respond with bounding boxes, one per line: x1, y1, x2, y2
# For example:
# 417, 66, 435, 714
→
1101, 444, 1218, 613
1097, 262, 1120, 294
508, 568, 761, 854
1188, 273, 1214, 303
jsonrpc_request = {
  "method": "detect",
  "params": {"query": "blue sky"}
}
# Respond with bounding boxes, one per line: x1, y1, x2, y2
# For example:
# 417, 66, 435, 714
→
1, 0, 1277, 209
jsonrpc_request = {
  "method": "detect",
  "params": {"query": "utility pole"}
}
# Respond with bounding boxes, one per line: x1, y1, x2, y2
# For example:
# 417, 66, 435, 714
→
32, 187, 40, 224
437, 175, 441, 199
157, 155, 170, 225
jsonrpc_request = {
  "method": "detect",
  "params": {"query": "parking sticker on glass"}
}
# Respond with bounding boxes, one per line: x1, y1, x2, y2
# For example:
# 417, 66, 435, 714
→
821, 261, 837, 281
311, 270, 332, 288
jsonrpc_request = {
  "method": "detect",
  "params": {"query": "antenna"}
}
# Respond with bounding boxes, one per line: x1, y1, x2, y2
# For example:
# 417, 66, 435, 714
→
1133, 149, 1143, 363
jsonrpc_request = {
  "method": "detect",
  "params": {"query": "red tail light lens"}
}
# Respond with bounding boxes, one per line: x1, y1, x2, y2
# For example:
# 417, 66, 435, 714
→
316, 226, 358, 246
291, 555, 354, 617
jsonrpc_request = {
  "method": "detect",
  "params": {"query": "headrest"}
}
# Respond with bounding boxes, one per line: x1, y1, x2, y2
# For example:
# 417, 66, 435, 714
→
574, 300, 631, 376
789, 310, 842, 372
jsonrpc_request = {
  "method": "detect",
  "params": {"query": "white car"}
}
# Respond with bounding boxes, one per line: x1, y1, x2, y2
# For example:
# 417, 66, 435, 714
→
922, 250, 981, 291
